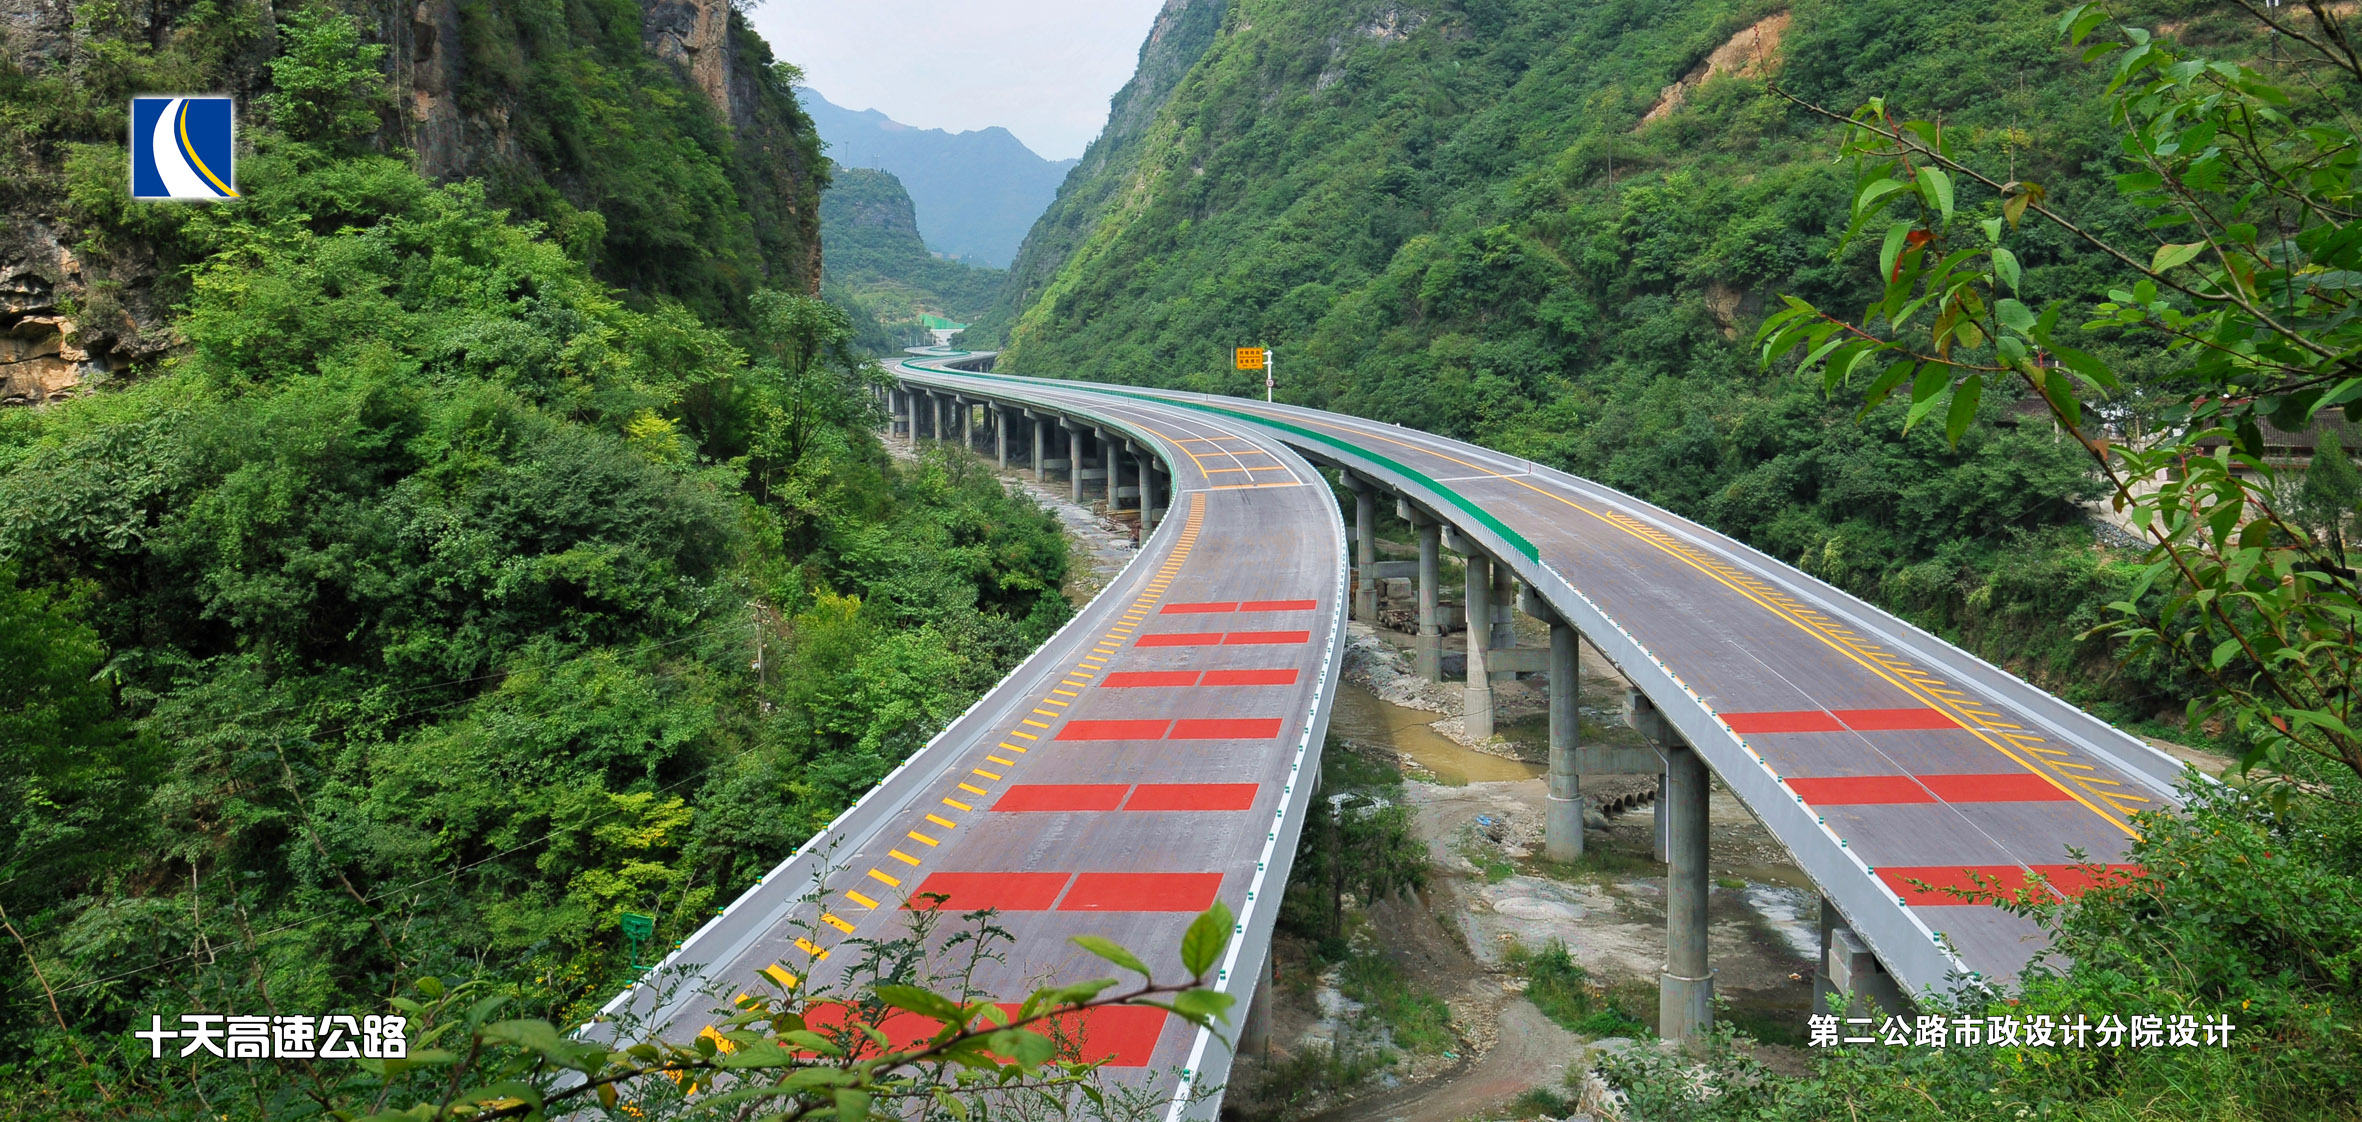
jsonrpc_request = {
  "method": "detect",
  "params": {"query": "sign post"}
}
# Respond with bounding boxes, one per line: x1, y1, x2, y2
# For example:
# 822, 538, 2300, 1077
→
620, 912, 656, 971
1235, 345, 1272, 402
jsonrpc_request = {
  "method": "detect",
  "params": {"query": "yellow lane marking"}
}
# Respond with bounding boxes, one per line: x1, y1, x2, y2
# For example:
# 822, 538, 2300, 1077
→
795, 937, 830, 960
907, 830, 939, 846
1241, 405, 2140, 837
985, 755, 1014, 767
866, 869, 901, 888
821, 913, 856, 933
1021, 719, 1050, 729
925, 814, 957, 829
1010, 731, 1038, 740
888, 849, 922, 865
957, 782, 988, 796
942, 797, 972, 811
972, 768, 1002, 780
760, 963, 798, 990
998, 742, 1029, 754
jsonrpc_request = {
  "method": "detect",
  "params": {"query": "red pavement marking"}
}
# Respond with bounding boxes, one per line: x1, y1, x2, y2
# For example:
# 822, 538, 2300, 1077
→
1785, 775, 1934, 804
1169, 717, 1284, 739
796, 1004, 1167, 1068
1723, 710, 1846, 733
1239, 599, 1318, 611
1059, 872, 1223, 911
1878, 863, 2145, 905
1099, 670, 1203, 687
1137, 633, 1223, 647
1160, 602, 1238, 614
1918, 773, 2077, 802
1201, 668, 1301, 686
1835, 708, 1961, 731
1057, 719, 1173, 740
992, 785, 1131, 812
1787, 773, 2082, 804
908, 872, 1071, 911
1125, 783, 1259, 810
2030, 863, 2146, 896
1224, 630, 1311, 645
1022, 1005, 1168, 1067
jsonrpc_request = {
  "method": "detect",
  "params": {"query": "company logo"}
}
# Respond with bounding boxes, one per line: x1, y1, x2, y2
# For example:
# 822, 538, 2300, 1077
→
130, 97, 238, 200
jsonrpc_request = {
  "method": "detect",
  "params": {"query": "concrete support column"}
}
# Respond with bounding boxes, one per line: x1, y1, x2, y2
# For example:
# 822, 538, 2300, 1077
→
1463, 551, 1493, 739
1096, 428, 1115, 501
958, 398, 971, 449
996, 408, 1010, 470
1068, 426, 1084, 503
1240, 953, 1273, 1057
1660, 737, 1714, 1048
1416, 520, 1442, 681
915, 391, 930, 440
1815, 897, 1911, 1018
1030, 412, 1045, 482
1546, 618, 1583, 862
1137, 447, 1157, 531
1490, 560, 1518, 683
1350, 481, 1377, 621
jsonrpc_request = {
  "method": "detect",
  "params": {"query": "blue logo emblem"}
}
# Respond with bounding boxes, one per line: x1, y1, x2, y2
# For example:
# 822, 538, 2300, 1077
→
130, 97, 238, 200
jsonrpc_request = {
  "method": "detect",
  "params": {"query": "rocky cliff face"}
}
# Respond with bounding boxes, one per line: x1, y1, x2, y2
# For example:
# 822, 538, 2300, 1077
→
0, 0, 822, 406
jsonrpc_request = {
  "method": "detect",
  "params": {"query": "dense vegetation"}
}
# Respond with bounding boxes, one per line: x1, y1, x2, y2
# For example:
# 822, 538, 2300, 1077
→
0, 8, 1069, 1117
977, 0, 2251, 724
820, 168, 1008, 352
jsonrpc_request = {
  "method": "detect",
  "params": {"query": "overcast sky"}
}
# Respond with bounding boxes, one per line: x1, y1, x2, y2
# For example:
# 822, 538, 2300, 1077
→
747, 0, 1171, 162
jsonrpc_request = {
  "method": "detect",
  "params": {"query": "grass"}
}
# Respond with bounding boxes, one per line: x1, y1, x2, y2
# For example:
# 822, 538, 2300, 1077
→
1506, 938, 1651, 1038
1337, 948, 1458, 1055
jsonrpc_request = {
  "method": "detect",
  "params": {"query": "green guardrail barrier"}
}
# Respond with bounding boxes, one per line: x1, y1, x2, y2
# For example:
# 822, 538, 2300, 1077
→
903, 364, 1538, 562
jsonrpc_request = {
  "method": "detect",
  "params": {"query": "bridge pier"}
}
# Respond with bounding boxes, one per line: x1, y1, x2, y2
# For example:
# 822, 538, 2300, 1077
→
1028, 411, 1045, 481
1629, 689, 1713, 1047
1137, 446, 1158, 531
1815, 898, 1911, 1018
1460, 544, 1493, 739
1545, 608, 1582, 862
1068, 425, 1084, 503
1240, 954, 1273, 1058
1406, 504, 1442, 681
1489, 562, 1517, 683
995, 407, 1010, 469
1346, 474, 1377, 621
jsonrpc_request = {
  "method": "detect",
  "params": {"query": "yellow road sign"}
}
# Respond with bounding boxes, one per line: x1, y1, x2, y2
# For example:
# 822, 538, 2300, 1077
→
1235, 346, 1266, 370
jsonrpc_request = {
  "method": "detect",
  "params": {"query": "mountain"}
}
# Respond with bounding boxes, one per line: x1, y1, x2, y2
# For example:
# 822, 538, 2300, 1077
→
984, 0, 2197, 706
802, 94, 1077, 268
967, 0, 1229, 346
822, 168, 1006, 350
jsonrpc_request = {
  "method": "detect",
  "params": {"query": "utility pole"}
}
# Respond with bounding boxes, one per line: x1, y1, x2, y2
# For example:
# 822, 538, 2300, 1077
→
1266, 345, 1276, 402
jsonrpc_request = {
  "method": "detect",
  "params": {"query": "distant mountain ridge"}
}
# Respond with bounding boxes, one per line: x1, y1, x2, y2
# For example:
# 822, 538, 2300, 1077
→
822, 167, 1004, 351
803, 94, 1077, 269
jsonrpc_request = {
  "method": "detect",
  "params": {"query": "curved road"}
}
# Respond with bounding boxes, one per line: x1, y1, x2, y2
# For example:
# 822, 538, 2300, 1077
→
594, 355, 2187, 1120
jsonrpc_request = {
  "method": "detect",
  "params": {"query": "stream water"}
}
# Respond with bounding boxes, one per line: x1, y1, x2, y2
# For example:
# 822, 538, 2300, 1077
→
1327, 685, 1542, 784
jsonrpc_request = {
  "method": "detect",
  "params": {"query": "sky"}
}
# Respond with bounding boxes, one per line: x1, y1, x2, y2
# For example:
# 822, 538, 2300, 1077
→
746, 0, 1172, 162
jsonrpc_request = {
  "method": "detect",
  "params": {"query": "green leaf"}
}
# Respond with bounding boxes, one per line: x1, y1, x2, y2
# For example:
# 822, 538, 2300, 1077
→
416, 976, 446, 1000
1171, 988, 1238, 1025
1071, 934, 1151, 977
2152, 241, 2207, 272
934, 1088, 972, 1121
1181, 901, 1234, 978
835, 1088, 873, 1120
1904, 366, 1950, 433
1991, 247, 2022, 293
874, 984, 968, 1027
1917, 166, 1954, 221
1861, 359, 1916, 413
1996, 297, 2036, 334
988, 1027, 1058, 1069
1879, 221, 1914, 285
482, 1019, 566, 1058
2211, 637, 2243, 670
1944, 374, 1984, 448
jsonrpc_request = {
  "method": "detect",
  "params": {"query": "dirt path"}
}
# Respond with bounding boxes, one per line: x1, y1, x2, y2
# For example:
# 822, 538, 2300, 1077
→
1302, 999, 1580, 1122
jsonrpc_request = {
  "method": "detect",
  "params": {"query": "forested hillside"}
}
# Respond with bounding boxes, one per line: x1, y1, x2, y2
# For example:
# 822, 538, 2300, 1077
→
822, 168, 1007, 350
984, 0, 2230, 718
0, 4, 1069, 1116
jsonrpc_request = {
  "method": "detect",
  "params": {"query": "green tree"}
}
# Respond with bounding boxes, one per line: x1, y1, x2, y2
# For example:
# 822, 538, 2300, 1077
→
262, 8, 388, 150
748, 290, 885, 498
1760, 2, 2362, 783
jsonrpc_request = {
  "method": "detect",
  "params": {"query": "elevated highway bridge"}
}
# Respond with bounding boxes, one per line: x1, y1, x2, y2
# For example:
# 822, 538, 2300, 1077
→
593, 353, 2187, 1118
